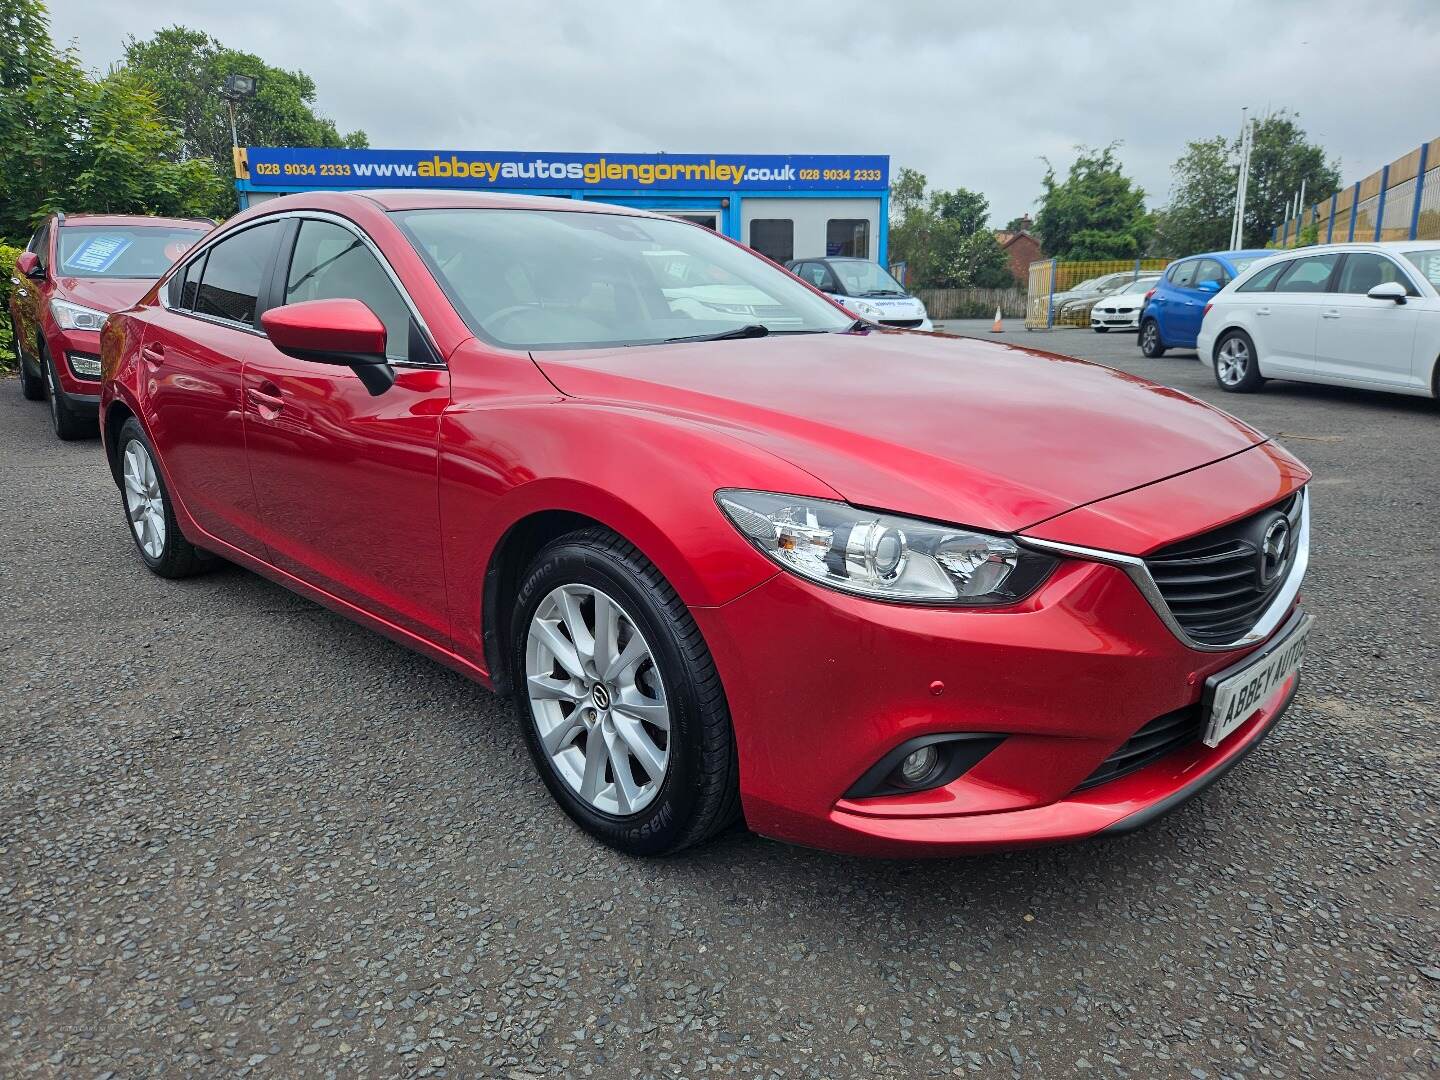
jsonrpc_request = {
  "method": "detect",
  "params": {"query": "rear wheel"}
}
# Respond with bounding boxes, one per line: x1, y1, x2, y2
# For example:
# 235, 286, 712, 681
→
1139, 318, 1166, 358
510, 527, 740, 856
43, 347, 97, 440
116, 418, 213, 578
1213, 330, 1265, 393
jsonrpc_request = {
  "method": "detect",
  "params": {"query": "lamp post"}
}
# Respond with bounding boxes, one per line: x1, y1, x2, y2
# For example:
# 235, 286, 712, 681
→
219, 72, 258, 149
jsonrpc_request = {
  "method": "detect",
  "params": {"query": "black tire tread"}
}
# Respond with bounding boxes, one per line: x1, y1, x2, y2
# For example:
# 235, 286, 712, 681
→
514, 526, 740, 855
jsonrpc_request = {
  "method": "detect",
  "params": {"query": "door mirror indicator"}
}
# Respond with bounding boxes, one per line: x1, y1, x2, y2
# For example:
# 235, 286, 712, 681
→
1365, 281, 1407, 305
16, 251, 43, 279
261, 299, 396, 395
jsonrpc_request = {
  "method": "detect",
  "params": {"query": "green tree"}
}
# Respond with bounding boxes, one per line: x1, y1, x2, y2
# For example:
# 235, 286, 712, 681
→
1034, 143, 1151, 260
888, 169, 1012, 289
123, 25, 367, 214
1154, 112, 1339, 255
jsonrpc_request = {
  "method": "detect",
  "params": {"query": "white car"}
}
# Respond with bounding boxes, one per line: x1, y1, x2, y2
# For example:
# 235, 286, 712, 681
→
1197, 241, 1440, 399
1089, 275, 1162, 332
787, 257, 934, 331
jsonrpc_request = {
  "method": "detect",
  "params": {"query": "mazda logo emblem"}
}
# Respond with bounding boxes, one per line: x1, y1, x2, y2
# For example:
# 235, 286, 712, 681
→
590, 683, 611, 711
1259, 517, 1290, 584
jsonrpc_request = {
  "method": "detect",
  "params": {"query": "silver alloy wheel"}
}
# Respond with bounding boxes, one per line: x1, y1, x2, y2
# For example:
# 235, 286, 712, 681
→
525, 583, 671, 816
122, 441, 167, 559
1216, 336, 1250, 386
1141, 321, 1159, 351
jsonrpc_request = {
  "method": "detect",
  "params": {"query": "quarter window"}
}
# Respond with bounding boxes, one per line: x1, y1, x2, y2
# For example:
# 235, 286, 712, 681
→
1238, 262, 1287, 292
285, 220, 410, 361
1334, 252, 1417, 296
750, 219, 794, 264
193, 222, 282, 326
826, 219, 870, 259
1273, 254, 1339, 293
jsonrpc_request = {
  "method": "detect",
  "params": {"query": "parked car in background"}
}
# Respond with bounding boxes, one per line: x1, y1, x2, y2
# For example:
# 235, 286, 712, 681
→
1050, 270, 1146, 323
100, 190, 1311, 859
786, 256, 933, 331
1196, 241, 1440, 399
9, 213, 210, 439
1139, 250, 1271, 357
1089, 274, 1163, 332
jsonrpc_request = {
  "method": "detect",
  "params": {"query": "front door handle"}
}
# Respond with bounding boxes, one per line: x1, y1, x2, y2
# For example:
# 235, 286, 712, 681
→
141, 343, 165, 364
1321, 310, 1341, 319
245, 383, 284, 419
1255, 307, 1272, 316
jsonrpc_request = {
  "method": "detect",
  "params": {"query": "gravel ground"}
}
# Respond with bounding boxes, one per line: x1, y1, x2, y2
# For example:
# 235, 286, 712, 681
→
2, 333, 1437, 1078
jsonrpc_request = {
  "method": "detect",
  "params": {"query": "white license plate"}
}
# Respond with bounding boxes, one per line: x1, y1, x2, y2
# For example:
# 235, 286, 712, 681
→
1202, 614, 1312, 747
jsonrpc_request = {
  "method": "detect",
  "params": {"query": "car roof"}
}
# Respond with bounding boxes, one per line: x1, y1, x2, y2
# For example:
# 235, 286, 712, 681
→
1174, 249, 1273, 262
55, 213, 213, 229
1251, 239, 1440, 256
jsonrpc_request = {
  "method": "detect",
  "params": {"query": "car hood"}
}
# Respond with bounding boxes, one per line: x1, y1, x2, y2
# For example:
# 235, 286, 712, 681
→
533, 332, 1268, 534
54, 276, 155, 313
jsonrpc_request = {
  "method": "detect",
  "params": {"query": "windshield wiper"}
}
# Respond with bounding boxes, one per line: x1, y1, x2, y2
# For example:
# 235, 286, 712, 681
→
659, 323, 771, 344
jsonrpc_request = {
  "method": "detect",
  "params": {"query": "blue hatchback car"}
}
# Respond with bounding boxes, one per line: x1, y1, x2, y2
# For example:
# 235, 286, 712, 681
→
1139, 250, 1273, 357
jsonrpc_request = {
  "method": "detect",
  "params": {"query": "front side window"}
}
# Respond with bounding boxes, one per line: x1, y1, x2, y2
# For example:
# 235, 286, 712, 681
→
394, 208, 851, 350
1335, 252, 1417, 296
32, 223, 51, 270
1402, 249, 1440, 289
1273, 254, 1339, 293
57, 226, 206, 279
193, 221, 282, 326
285, 220, 410, 361
830, 260, 906, 298
1193, 259, 1226, 289
749, 219, 794, 264
826, 219, 870, 259
1238, 261, 1288, 292
798, 262, 839, 292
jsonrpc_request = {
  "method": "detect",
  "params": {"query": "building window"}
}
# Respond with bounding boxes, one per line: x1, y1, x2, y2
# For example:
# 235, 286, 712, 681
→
826, 219, 869, 259
749, 219, 793, 263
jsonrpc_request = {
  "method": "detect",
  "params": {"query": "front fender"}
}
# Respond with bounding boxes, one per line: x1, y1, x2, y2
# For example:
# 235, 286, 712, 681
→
437, 400, 840, 665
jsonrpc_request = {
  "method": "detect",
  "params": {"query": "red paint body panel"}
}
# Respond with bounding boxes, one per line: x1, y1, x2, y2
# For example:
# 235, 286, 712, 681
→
98, 191, 1314, 857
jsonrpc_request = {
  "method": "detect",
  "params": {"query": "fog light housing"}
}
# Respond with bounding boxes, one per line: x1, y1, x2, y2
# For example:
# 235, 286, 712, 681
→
67, 352, 102, 380
844, 733, 1008, 799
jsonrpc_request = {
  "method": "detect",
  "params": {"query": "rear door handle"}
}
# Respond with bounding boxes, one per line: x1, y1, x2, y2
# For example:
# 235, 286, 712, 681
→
141, 343, 165, 364
1256, 307, 1271, 316
1321, 310, 1341, 319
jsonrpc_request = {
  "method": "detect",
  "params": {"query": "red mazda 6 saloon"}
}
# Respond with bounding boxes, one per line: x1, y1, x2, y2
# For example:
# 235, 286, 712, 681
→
99, 191, 1312, 857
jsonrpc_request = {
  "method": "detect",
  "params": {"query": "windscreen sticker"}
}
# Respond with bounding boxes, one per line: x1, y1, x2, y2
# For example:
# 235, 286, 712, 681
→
63, 235, 132, 274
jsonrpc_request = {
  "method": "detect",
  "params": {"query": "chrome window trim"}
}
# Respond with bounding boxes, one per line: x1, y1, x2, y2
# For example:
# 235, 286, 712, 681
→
1019, 487, 1309, 654
161, 209, 445, 368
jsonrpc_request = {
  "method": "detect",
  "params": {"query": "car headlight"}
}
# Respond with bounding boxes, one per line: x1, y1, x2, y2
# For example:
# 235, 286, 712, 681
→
716, 490, 1058, 605
848, 298, 883, 319
49, 299, 108, 332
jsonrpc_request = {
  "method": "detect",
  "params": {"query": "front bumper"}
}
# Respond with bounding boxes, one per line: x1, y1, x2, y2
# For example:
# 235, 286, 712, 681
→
694, 540, 1304, 857
1091, 309, 1141, 330
43, 326, 104, 403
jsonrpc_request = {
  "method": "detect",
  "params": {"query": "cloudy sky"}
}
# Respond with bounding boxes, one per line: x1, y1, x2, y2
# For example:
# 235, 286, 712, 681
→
50, 0, 1440, 224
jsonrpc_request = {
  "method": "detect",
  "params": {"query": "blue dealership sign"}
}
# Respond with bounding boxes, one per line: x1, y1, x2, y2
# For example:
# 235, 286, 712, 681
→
242, 147, 888, 192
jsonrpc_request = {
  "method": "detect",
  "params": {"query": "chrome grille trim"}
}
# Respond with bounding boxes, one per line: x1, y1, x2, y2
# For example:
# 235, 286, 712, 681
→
1019, 487, 1309, 654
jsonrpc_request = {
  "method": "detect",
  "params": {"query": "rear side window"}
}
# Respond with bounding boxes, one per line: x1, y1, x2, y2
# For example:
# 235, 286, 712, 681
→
1168, 261, 1197, 288
1273, 254, 1339, 293
285, 219, 411, 361
194, 222, 282, 326
1238, 262, 1287, 292
1335, 252, 1418, 296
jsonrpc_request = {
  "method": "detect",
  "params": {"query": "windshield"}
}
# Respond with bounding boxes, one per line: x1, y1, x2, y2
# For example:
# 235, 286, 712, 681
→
392, 208, 852, 349
829, 260, 907, 297
1227, 256, 1263, 275
1110, 276, 1160, 294
1403, 249, 1440, 289
57, 226, 206, 279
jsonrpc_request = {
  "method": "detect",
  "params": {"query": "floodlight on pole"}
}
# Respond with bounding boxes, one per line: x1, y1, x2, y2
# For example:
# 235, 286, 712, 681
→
219, 73, 258, 149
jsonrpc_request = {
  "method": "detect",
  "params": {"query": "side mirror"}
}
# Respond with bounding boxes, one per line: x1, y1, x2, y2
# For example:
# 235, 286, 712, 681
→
16, 251, 43, 279
260, 298, 396, 395
1366, 281, 1407, 305
1196, 279, 1221, 294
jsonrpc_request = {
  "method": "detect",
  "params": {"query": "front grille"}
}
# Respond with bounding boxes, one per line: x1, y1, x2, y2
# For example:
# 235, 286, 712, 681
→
1143, 492, 1302, 646
880, 318, 924, 329
1076, 705, 1202, 790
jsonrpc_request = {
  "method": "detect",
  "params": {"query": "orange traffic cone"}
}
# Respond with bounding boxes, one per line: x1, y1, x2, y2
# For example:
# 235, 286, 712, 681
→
990, 306, 1004, 333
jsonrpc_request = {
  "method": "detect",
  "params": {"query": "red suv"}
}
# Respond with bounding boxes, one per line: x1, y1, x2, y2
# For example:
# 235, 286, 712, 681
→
10, 213, 209, 439
99, 192, 1313, 858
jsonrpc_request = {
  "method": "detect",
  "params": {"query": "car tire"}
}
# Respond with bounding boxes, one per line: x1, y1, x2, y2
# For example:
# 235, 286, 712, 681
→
1139, 318, 1166, 358
1212, 330, 1265, 394
116, 417, 213, 578
17, 329, 45, 403
509, 526, 741, 856
43, 347, 98, 440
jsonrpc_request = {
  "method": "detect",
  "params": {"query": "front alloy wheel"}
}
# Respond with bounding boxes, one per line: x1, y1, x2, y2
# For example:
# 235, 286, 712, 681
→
526, 583, 671, 816
1139, 319, 1166, 358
